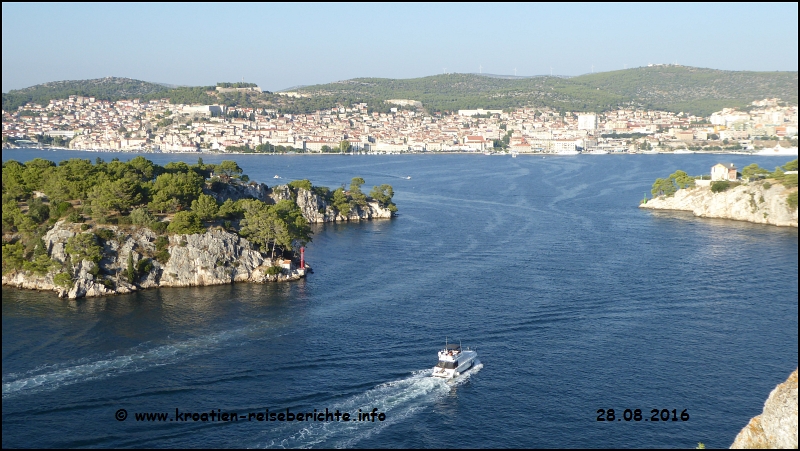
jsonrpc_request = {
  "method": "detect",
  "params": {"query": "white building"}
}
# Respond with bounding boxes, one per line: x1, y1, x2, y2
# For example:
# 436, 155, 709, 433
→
577, 114, 597, 130
458, 109, 502, 117
181, 105, 224, 116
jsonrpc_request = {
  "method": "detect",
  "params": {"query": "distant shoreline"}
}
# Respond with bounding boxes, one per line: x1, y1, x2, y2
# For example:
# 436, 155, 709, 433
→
2, 145, 787, 157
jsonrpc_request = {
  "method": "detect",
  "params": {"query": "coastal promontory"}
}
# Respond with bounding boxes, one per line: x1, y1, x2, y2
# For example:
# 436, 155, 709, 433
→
2, 157, 396, 299
640, 161, 798, 227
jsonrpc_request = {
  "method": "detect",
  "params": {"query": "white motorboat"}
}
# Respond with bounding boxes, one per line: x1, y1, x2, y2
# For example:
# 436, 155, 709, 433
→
274, 175, 281, 179
755, 145, 798, 156
432, 342, 477, 379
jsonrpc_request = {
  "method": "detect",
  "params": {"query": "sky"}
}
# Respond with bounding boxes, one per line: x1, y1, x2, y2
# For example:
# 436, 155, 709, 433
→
2, 2, 798, 92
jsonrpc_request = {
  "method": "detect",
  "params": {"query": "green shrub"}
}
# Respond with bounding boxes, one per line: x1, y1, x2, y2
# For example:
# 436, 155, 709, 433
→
94, 228, 115, 242
150, 220, 168, 234
763, 181, 772, 190
87, 263, 101, 278
67, 211, 82, 223
154, 236, 170, 263
126, 253, 136, 283
782, 173, 798, 188
129, 207, 154, 226
289, 179, 313, 191
2, 242, 25, 273
27, 198, 50, 224
54, 272, 73, 288
65, 233, 103, 263
23, 254, 58, 275
155, 236, 169, 251
155, 250, 170, 264
136, 258, 154, 275
49, 201, 73, 219
167, 211, 204, 234
81, 223, 91, 231
266, 265, 284, 275
788, 192, 798, 212
711, 181, 732, 193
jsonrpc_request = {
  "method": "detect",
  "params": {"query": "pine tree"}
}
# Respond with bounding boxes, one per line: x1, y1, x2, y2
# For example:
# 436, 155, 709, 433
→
126, 253, 136, 283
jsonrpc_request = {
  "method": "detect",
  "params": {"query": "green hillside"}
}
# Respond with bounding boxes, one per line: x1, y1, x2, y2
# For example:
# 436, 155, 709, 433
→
571, 66, 798, 115
291, 66, 797, 115
4, 67, 797, 116
2, 77, 219, 112
2, 77, 168, 111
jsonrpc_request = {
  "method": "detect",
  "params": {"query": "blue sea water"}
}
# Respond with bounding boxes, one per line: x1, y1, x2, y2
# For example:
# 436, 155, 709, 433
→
2, 149, 797, 448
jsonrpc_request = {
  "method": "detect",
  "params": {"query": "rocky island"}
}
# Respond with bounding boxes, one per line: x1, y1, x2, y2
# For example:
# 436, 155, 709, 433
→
2, 157, 396, 299
640, 161, 798, 228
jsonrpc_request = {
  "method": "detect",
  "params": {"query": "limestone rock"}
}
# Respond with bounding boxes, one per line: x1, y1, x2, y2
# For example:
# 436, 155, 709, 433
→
205, 182, 394, 223
43, 222, 76, 263
2, 220, 300, 300
268, 184, 293, 203
640, 182, 798, 227
293, 187, 394, 223
731, 369, 798, 449
206, 181, 271, 204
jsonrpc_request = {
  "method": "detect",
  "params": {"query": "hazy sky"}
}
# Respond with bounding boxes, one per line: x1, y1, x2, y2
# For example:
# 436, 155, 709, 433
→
2, 2, 798, 92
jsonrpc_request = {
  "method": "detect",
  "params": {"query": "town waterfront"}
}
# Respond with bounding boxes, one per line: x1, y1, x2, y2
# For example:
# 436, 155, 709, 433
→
2, 150, 798, 448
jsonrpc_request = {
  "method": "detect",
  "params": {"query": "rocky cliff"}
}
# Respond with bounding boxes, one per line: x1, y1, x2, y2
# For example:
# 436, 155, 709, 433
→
293, 187, 393, 223
640, 182, 798, 227
3, 181, 394, 300
207, 182, 394, 223
730, 369, 798, 449
2, 220, 305, 299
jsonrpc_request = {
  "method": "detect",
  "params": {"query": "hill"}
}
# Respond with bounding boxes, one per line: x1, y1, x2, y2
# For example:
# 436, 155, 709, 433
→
3, 67, 797, 116
571, 66, 798, 115
2, 77, 218, 112
289, 66, 797, 115
2, 77, 169, 111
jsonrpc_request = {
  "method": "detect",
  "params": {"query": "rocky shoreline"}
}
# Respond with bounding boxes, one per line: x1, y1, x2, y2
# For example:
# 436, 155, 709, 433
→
730, 368, 798, 449
3, 222, 304, 299
639, 182, 798, 227
2, 183, 394, 299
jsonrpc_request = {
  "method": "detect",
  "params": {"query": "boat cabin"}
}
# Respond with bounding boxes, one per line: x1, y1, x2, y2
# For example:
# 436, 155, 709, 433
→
438, 343, 462, 363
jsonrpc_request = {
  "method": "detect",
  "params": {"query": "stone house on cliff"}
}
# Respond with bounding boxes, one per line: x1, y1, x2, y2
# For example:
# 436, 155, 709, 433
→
711, 163, 738, 181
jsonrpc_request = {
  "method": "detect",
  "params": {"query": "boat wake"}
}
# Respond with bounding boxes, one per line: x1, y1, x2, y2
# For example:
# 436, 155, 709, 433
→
2, 326, 259, 399
260, 363, 482, 448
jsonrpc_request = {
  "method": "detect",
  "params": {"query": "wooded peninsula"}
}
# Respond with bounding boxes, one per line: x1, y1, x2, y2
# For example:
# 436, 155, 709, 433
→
2, 157, 397, 298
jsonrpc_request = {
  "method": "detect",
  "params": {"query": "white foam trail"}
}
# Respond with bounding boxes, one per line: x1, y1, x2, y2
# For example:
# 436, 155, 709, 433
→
261, 363, 483, 449
2, 327, 251, 399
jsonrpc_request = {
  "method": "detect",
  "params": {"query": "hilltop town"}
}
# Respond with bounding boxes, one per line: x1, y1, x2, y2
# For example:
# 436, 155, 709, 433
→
2, 94, 797, 154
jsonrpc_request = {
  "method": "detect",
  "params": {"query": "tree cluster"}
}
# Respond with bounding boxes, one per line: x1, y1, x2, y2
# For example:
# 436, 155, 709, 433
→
3, 157, 396, 281
651, 170, 696, 197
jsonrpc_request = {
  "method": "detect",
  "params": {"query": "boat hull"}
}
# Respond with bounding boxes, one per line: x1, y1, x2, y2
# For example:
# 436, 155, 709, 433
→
432, 350, 477, 379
